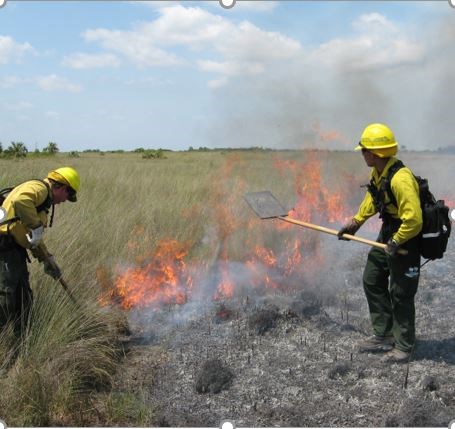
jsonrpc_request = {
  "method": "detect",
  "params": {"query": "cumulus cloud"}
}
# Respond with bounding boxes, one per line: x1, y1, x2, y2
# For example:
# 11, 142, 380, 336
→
76, 6, 424, 90
310, 13, 424, 72
36, 74, 83, 92
352, 12, 398, 34
83, 27, 182, 67
80, 5, 300, 86
0, 35, 35, 64
62, 52, 121, 69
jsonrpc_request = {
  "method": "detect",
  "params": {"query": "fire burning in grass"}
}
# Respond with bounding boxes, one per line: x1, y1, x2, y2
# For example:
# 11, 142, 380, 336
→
98, 153, 355, 310
98, 153, 455, 312
99, 239, 193, 310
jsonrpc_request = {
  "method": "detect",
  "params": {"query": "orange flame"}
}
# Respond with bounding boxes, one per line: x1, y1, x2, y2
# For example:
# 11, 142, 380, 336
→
105, 239, 193, 310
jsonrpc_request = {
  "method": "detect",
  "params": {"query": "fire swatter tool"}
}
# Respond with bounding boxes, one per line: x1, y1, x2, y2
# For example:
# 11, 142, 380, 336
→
244, 191, 407, 255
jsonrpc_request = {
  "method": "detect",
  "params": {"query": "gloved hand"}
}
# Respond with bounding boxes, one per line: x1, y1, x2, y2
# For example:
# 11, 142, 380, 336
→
44, 255, 62, 280
384, 238, 399, 256
337, 220, 361, 241
26, 225, 44, 249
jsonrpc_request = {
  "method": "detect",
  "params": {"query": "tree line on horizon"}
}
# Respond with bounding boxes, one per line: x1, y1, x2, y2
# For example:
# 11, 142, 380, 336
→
0, 141, 59, 159
1, 141, 454, 158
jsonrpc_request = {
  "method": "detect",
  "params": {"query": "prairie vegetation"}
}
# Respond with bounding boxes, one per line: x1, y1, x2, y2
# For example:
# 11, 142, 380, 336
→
0, 150, 454, 426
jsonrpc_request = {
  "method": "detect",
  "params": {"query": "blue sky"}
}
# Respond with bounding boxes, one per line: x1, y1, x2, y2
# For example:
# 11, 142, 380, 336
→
0, 1, 453, 152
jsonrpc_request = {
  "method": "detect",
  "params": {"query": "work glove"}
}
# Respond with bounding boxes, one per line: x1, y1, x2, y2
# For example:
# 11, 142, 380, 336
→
384, 238, 399, 256
26, 225, 44, 249
43, 255, 62, 280
337, 220, 361, 241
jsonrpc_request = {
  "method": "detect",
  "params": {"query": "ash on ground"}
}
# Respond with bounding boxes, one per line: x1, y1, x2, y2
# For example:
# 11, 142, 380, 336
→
115, 254, 455, 427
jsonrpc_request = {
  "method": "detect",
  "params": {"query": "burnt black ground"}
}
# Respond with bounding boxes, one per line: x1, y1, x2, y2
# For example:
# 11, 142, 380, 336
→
115, 240, 455, 428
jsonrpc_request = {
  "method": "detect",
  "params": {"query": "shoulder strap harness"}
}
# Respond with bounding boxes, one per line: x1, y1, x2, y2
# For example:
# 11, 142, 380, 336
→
366, 160, 404, 221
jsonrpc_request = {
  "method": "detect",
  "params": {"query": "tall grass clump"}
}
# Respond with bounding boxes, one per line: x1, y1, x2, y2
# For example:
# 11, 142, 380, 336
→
0, 277, 121, 425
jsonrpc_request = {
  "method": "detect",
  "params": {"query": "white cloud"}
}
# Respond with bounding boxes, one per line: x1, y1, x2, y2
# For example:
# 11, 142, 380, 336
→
62, 52, 121, 69
219, 21, 300, 61
76, 7, 423, 91
0, 35, 34, 64
83, 27, 181, 67
198, 59, 264, 76
81, 5, 300, 87
137, 6, 231, 47
310, 13, 424, 72
36, 74, 83, 92
352, 12, 398, 34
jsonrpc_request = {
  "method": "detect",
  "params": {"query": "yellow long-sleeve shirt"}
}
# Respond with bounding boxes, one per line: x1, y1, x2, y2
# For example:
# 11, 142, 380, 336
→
353, 157, 423, 245
0, 179, 51, 256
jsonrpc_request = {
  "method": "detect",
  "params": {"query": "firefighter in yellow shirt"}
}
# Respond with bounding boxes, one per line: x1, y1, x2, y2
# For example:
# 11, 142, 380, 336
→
338, 124, 422, 363
0, 167, 80, 333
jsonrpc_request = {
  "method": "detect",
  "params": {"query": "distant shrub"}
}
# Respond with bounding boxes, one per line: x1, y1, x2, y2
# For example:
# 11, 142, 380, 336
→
69, 151, 80, 158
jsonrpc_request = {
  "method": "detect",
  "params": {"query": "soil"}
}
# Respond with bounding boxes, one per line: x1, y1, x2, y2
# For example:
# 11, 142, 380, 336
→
115, 246, 455, 427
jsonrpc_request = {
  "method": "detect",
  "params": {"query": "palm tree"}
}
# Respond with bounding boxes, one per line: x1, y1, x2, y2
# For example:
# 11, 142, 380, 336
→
43, 142, 59, 154
6, 141, 28, 158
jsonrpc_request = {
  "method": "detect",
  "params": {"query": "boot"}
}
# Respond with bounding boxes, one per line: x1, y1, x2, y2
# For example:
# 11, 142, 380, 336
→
381, 347, 411, 363
358, 335, 394, 353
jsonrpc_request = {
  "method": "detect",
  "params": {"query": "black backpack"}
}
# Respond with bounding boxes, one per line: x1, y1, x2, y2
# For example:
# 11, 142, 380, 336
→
367, 160, 451, 260
0, 180, 54, 228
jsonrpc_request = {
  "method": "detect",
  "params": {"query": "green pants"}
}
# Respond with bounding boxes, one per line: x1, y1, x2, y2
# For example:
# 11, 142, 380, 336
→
362, 226, 421, 352
0, 238, 33, 333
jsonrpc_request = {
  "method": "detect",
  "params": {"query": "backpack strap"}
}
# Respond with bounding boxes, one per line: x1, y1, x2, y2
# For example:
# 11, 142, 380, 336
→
36, 179, 55, 227
33, 179, 52, 212
366, 160, 404, 220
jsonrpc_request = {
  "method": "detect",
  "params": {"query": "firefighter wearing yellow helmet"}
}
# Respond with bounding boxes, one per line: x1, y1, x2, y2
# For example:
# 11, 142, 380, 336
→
0, 167, 80, 333
338, 123, 422, 363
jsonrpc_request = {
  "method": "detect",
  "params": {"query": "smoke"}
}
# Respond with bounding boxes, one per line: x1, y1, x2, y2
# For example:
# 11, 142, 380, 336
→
205, 9, 455, 152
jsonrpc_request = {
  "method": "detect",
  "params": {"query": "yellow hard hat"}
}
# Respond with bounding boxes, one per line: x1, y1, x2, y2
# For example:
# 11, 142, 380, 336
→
47, 167, 80, 202
355, 123, 398, 152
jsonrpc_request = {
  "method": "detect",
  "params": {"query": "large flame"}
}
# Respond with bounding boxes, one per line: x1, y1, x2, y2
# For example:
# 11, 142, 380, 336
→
101, 239, 193, 310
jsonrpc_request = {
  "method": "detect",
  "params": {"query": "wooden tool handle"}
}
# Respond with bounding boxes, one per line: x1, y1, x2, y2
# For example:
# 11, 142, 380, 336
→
42, 252, 79, 304
278, 216, 408, 255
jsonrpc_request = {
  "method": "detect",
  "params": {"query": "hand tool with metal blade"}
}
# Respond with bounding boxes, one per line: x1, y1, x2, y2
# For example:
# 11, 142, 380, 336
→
244, 191, 407, 255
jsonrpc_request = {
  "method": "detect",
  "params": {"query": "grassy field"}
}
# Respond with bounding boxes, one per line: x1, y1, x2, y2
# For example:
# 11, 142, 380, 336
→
0, 150, 453, 425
